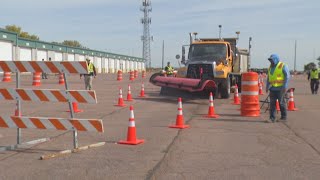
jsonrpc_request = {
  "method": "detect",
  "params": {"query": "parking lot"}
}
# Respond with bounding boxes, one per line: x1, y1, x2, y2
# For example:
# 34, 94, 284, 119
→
0, 72, 320, 180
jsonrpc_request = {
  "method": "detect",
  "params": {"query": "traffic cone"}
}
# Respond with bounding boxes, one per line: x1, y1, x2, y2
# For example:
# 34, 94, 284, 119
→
32, 72, 41, 86
117, 70, 123, 81
2, 72, 11, 82
118, 105, 144, 145
115, 88, 126, 107
287, 89, 298, 111
142, 70, 146, 78
59, 73, 65, 85
169, 97, 190, 129
126, 84, 133, 101
276, 99, 280, 111
129, 71, 134, 81
14, 105, 21, 116
139, 82, 146, 97
233, 84, 240, 105
258, 82, 264, 95
67, 102, 83, 113
204, 92, 219, 118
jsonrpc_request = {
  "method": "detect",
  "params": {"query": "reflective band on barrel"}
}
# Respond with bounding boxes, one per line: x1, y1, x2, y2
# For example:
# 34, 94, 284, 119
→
242, 81, 258, 85
241, 91, 259, 95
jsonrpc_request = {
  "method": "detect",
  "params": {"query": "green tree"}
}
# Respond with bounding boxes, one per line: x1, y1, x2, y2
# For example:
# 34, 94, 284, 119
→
317, 56, 320, 67
62, 40, 82, 48
5, 24, 39, 40
304, 62, 316, 72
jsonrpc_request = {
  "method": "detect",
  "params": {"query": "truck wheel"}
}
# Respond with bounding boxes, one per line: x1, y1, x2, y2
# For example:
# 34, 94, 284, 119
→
220, 77, 231, 99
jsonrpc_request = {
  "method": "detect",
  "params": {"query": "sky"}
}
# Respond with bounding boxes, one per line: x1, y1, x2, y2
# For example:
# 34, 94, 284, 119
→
1, 0, 320, 70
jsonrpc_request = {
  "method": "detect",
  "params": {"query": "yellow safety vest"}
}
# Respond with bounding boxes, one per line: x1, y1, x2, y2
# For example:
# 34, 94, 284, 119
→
88, 63, 94, 73
268, 62, 285, 87
310, 69, 319, 79
165, 66, 174, 75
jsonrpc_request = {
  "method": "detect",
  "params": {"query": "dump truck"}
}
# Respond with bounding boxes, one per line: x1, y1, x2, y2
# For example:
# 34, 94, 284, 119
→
150, 33, 249, 98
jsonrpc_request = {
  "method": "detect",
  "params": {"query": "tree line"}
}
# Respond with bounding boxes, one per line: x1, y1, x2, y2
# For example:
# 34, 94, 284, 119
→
4, 24, 86, 48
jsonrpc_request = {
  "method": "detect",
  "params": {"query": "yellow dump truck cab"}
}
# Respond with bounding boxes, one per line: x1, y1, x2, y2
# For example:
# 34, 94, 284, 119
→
179, 38, 247, 98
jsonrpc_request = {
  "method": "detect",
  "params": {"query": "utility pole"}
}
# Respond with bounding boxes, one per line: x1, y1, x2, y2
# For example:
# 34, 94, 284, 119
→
140, 0, 152, 68
294, 40, 297, 72
218, 25, 222, 39
161, 40, 164, 69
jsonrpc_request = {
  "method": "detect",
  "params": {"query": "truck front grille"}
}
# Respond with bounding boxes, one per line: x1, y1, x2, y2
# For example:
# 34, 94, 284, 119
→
187, 64, 213, 79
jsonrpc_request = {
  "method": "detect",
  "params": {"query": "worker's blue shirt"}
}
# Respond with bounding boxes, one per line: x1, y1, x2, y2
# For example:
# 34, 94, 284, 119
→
266, 63, 290, 91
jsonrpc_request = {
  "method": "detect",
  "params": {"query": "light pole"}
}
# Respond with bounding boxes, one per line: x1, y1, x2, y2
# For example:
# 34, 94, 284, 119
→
248, 37, 252, 71
219, 25, 222, 39
235, 31, 240, 61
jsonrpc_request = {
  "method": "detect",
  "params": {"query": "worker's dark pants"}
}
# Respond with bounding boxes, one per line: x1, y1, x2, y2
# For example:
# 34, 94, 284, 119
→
310, 79, 319, 94
269, 90, 287, 120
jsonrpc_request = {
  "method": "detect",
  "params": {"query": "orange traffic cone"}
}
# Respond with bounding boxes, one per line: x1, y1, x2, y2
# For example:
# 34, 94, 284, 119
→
204, 92, 219, 118
233, 84, 240, 105
126, 84, 133, 101
67, 102, 83, 113
117, 70, 123, 81
2, 72, 11, 82
118, 105, 144, 145
276, 99, 280, 111
32, 72, 41, 86
59, 73, 65, 85
139, 82, 146, 97
129, 71, 134, 81
14, 105, 21, 116
287, 89, 298, 111
258, 82, 264, 95
115, 88, 126, 107
169, 97, 190, 129
142, 70, 146, 78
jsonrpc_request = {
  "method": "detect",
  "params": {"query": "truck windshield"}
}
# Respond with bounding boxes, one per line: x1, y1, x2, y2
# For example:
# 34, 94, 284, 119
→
188, 44, 227, 62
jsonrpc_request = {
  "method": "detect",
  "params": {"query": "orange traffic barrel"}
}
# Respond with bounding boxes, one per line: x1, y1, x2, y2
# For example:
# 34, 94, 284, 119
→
117, 70, 123, 81
32, 72, 41, 86
2, 72, 11, 82
134, 70, 138, 79
129, 71, 134, 81
240, 72, 260, 117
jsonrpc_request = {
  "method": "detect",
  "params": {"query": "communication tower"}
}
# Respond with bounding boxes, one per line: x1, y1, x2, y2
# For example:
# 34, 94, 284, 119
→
140, 0, 152, 68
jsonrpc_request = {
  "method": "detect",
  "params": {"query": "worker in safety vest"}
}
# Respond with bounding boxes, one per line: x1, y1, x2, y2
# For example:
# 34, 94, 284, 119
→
164, 62, 174, 76
307, 65, 320, 94
80, 58, 96, 90
266, 54, 290, 123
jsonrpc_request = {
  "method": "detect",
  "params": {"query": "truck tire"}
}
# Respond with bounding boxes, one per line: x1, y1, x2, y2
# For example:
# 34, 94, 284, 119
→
220, 77, 231, 99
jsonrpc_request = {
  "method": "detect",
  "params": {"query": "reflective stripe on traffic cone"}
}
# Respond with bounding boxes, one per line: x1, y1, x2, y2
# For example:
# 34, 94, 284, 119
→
118, 105, 144, 145
59, 73, 65, 85
204, 92, 219, 118
169, 97, 190, 129
126, 84, 133, 101
287, 89, 298, 111
233, 84, 240, 105
32, 72, 41, 86
115, 88, 126, 107
2, 72, 11, 82
139, 82, 146, 97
